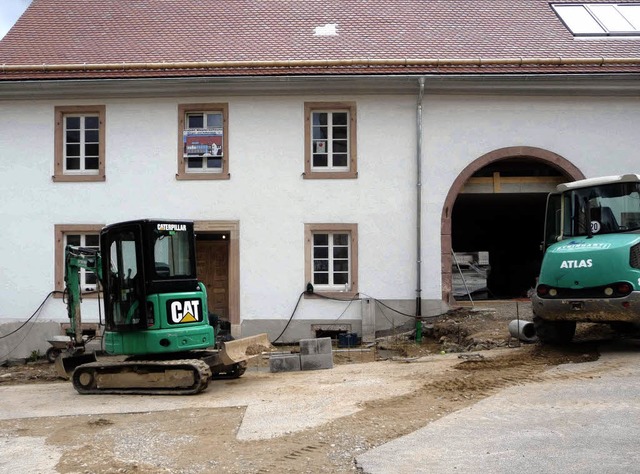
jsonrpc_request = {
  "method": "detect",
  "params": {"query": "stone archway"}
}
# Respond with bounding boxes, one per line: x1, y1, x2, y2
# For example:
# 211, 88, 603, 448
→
441, 146, 585, 303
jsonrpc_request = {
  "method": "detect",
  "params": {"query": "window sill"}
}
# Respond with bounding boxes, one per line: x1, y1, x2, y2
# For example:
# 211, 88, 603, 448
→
176, 173, 230, 181
303, 171, 357, 180
52, 174, 105, 182
304, 290, 359, 300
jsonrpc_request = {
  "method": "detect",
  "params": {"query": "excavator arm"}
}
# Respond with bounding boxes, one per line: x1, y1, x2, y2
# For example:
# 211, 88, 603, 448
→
55, 245, 102, 376
64, 245, 102, 347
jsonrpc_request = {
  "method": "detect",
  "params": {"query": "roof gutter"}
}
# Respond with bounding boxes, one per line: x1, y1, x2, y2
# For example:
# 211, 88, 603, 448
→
2, 57, 640, 73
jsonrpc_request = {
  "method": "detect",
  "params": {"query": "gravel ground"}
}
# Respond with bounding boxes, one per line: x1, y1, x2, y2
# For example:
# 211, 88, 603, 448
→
0, 302, 613, 473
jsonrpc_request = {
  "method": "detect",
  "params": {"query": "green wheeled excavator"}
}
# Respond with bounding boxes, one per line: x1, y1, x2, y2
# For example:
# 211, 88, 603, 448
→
532, 174, 640, 343
57, 219, 271, 395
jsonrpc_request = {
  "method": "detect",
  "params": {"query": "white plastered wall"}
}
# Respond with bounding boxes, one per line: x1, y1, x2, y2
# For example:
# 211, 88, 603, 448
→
421, 93, 640, 298
1, 90, 639, 344
0, 94, 417, 330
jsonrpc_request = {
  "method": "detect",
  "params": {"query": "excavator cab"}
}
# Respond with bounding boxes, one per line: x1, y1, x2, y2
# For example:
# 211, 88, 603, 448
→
100, 220, 214, 355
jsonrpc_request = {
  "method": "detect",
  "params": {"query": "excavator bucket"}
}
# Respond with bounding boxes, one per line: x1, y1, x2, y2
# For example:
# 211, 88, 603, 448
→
219, 333, 273, 366
54, 351, 98, 380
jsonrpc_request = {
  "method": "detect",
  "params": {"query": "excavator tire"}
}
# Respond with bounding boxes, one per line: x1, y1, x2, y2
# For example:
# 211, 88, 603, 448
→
71, 359, 212, 395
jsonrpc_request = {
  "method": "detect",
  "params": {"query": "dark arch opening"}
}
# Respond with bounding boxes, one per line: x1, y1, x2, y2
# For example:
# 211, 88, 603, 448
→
441, 147, 585, 303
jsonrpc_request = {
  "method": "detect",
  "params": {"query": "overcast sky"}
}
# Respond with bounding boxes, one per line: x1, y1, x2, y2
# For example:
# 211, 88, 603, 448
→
0, 0, 32, 40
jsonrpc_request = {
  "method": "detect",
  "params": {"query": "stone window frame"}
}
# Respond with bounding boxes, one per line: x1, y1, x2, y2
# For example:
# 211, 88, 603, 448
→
53, 105, 106, 182
176, 103, 230, 180
304, 223, 358, 298
304, 102, 358, 180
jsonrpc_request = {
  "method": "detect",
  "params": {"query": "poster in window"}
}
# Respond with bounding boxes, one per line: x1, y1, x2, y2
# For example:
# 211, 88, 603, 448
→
183, 128, 223, 157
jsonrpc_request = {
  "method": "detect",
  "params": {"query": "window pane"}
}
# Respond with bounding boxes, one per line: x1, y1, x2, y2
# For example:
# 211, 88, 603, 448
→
187, 157, 203, 168
314, 247, 328, 258
314, 260, 329, 272
313, 234, 328, 245
313, 127, 328, 140
66, 144, 80, 157
85, 272, 97, 285
84, 116, 99, 129
332, 112, 348, 126
619, 6, 640, 30
66, 235, 81, 246
554, 5, 605, 34
333, 273, 348, 285
312, 112, 327, 126
66, 157, 80, 170
333, 140, 348, 153
333, 154, 348, 167
206, 156, 222, 169
334, 247, 349, 259
187, 114, 204, 128
334, 260, 349, 272
313, 154, 328, 167
85, 130, 99, 142
85, 235, 99, 247
65, 117, 80, 129
85, 157, 99, 170
85, 143, 99, 156
589, 5, 634, 32
66, 130, 80, 143
206, 113, 223, 128
313, 140, 327, 153
333, 126, 347, 140
333, 234, 349, 245
154, 228, 193, 277
314, 272, 329, 284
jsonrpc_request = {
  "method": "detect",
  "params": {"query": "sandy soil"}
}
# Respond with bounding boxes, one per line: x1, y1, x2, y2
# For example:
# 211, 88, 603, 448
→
0, 305, 608, 473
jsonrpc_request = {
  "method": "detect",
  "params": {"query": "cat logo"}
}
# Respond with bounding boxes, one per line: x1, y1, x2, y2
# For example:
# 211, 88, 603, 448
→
167, 299, 202, 324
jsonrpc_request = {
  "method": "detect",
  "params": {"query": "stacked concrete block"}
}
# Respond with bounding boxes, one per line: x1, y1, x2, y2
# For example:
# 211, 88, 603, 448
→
299, 337, 334, 371
269, 337, 335, 372
269, 352, 301, 373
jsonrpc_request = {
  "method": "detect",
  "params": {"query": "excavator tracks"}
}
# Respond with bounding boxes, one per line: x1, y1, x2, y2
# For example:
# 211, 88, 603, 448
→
71, 359, 212, 395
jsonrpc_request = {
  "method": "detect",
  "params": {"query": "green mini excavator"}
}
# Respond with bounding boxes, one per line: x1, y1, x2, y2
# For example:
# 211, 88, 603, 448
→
58, 219, 270, 395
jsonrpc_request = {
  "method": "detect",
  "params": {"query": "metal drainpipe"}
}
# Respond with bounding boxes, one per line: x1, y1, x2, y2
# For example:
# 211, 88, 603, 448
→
415, 77, 425, 343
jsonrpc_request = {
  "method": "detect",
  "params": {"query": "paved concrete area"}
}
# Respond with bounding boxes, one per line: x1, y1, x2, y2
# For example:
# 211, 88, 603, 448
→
357, 340, 640, 474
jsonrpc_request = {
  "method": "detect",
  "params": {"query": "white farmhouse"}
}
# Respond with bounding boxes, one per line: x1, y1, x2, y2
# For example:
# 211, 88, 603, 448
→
1, 0, 639, 358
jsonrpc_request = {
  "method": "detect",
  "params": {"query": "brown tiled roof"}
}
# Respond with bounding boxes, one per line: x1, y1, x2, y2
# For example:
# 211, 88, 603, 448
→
0, 0, 639, 80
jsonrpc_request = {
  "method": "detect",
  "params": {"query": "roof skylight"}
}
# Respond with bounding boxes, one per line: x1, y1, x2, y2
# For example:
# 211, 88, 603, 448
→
553, 3, 640, 36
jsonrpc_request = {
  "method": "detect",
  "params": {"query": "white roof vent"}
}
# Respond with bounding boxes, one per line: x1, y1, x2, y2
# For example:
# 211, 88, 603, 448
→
314, 23, 338, 36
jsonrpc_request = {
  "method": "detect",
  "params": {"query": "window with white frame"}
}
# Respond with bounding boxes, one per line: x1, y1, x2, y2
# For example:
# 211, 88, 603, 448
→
55, 224, 104, 295
304, 102, 357, 179
54, 106, 105, 182
64, 115, 100, 172
305, 223, 358, 295
553, 3, 640, 36
177, 103, 229, 180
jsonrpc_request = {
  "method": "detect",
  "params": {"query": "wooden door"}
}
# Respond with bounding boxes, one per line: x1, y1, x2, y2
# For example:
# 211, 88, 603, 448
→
196, 240, 229, 318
